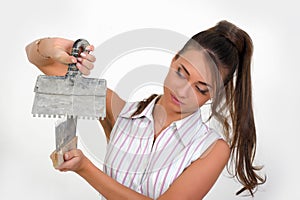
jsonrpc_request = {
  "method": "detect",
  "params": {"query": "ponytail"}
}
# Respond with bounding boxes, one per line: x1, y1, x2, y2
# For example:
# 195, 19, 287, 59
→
189, 20, 265, 195
229, 29, 266, 195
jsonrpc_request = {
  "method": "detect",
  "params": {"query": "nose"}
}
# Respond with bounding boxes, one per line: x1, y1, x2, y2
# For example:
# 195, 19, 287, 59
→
176, 81, 192, 98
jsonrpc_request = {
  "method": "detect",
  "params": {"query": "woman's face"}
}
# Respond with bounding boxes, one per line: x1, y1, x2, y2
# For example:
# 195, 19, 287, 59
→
163, 50, 214, 117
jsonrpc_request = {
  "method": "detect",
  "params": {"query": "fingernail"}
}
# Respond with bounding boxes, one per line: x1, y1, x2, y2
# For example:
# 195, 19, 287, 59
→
80, 52, 87, 57
77, 57, 82, 62
64, 153, 69, 160
76, 63, 82, 68
72, 58, 77, 63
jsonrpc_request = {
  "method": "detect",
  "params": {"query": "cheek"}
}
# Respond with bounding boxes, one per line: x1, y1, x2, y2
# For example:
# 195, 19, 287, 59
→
188, 89, 210, 108
163, 72, 171, 87
163, 71, 178, 90
196, 92, 212, 108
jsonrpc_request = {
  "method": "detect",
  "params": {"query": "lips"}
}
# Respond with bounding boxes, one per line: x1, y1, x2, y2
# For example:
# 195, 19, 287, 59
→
171, 93, 183, 105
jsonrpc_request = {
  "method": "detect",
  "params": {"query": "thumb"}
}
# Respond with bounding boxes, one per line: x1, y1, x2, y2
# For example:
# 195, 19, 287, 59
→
64, 149, 82, 161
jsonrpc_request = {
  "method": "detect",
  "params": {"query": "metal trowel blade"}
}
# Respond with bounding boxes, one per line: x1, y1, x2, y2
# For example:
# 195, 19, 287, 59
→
55, 117, 77, 151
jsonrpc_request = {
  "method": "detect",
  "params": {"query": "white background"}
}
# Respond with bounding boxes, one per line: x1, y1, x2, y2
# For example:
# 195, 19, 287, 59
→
1, 0, 299, 199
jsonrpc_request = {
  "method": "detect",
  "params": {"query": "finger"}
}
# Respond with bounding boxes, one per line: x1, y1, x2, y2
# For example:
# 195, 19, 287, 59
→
85, 45, 95, 52
57, 166, 68, 172
80, 52, 96, 62
64, 149, 82, 161
76, 63, 90, 75
56, 161, 70, 171
55, 149, 81, 170
78, 58, 94, 70
53, 50, 77, 65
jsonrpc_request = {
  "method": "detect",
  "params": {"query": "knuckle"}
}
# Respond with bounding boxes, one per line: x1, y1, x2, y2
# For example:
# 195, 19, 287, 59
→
85, 70, 91, 76
86, 54, 96, 62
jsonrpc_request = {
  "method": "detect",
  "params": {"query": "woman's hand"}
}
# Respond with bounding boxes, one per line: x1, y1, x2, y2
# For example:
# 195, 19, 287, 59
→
44, 37, 96, 76
75, 48, 96, 76
55, 149, 90, 173
26, 37, 96, 76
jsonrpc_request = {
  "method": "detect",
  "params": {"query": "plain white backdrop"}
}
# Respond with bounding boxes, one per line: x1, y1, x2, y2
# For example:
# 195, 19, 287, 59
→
0, 0, 299, 199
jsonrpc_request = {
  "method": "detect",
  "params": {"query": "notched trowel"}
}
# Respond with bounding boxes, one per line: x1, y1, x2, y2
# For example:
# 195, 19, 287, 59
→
32, 39, 106, 119
31, 39, 106, 168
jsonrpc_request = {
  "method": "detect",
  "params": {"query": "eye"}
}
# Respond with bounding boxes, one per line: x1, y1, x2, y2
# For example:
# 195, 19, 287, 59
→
176, 67, 186, 79
195, 85, 209, 95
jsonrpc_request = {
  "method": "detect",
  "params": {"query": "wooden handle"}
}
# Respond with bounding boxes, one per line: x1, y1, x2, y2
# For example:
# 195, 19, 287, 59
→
50, 136, 78, 168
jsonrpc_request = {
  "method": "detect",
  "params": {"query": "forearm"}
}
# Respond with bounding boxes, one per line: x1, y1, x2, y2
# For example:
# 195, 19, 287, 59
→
77, 160, 152, 200
25, 37, 70, 76
25, 38, 55, 68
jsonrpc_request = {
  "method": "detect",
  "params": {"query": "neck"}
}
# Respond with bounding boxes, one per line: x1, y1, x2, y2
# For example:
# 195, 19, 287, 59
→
153, 95, 181, 129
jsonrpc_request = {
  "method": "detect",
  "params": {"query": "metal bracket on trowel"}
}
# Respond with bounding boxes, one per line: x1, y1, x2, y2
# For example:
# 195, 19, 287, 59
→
31, 39, 106, 168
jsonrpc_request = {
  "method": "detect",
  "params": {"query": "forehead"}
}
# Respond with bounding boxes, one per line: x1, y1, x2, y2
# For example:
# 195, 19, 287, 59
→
177, 50, 216, 83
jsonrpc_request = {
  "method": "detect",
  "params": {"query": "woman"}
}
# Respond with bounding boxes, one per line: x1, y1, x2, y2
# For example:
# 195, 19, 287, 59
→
26, 20, 265, 199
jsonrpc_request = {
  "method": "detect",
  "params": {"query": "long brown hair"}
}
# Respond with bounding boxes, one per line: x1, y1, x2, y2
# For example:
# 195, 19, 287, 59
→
133, 20, 265, 195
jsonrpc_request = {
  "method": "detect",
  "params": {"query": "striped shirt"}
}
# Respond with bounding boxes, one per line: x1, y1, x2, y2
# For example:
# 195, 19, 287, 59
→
103, 96, 222, 199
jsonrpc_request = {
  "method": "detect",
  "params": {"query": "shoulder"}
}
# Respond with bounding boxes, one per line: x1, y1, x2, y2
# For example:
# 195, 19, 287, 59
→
159, 139, 230, 199
198, 126, 230, 160
99, 89, 126, 141
103, 89, 143, 126
185, 126, 230, 162
118, 101, 140, 117
187, 125, 228, 160
199, 139, 230, 160
105, 88, 126, 125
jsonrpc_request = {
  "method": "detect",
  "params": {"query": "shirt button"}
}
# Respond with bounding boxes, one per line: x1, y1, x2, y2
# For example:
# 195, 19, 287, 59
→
172, 123, 176, 129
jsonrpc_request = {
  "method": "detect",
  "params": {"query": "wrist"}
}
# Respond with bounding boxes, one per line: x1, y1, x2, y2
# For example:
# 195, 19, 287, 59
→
75, 155, 93, 175
35, 37, 51, 59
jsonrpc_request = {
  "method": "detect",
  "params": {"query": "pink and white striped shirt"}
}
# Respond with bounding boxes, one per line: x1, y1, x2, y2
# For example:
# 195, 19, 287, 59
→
103, 96, 222, 199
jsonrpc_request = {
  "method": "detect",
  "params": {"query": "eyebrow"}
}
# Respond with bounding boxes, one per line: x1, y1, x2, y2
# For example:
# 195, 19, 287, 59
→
180, 64, 212, 88
180, 64, 190, 76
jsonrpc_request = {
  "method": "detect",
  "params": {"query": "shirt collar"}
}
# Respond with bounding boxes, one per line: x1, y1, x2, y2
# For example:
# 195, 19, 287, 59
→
119, 96, 207, 147
172, 108, 206, 147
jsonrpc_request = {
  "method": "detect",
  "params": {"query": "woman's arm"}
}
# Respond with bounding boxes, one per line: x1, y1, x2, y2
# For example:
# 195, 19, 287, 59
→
57, 139, 230, 200
26, 37, 75, 76
58, 149, 151, 200
159, 139, 230, 199
99, 88, 125, 141
25, 37, 95, 76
